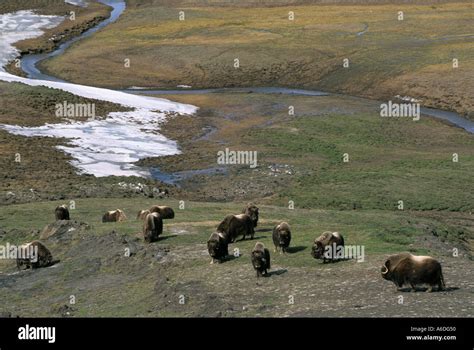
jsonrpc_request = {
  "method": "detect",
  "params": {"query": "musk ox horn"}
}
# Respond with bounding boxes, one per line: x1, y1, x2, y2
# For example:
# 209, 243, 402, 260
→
381, 262, 389, 274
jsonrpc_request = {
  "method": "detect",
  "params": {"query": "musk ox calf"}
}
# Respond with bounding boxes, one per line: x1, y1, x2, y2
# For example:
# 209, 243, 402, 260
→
311, 231, 344, 263
207, 232, 229, 264
217, 214, 255, 243
136, 209, 150, 220
143, 212, 163, 243
149, 205, 175, 219
381, 253, 445, 292
16, 241, 53, 270
102, 209, 127, 223
242, 203, 259, 228
55, 205, 70, 220
272, 222, 291, 253
251, 242, 271, 277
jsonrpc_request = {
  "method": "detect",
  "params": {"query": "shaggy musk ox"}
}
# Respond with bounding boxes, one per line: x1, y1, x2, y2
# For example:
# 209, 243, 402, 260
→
136, 209, 150, 220
55, 205, 70, 220
217, 214, 255, 243
272, 222, 291, 253
242, 203, 259, 228
381, 253, 445, 292
251, 242, 270, 277
143, 212, 163, 243
16, 241, 53, 270
207, 232, 229, 264
102, 209, 127, 223
311, 231, 345, 263
149, 205, 175, 219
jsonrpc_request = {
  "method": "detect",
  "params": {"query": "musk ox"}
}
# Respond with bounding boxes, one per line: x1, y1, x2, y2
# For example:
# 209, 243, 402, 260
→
217, 214, 255, 243
136, 209, 150, 220
207, 232, 229, 264
272, 222, 291, 253
311, 231, 344, 263
381, 253, 445, 292
242, 203, 259, 228
55, 205, 70, 220
16, 241, 53, 270
143, 212, 163, 243
149, 205, 175, 219
251, 242, 271, 277
102, 209, 127, 223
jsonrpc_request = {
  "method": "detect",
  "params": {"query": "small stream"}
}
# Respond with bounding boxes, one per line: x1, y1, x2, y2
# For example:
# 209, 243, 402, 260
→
19, 0, 474, 136
21, 0, 125, 82
10, 0, 474, 182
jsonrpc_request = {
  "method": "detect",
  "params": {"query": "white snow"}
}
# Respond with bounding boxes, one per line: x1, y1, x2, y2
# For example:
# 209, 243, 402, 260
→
177, 85, 192, 89
0, 10, 64, 72
65, 0, 88, 7
0, 10, 198, 178
395, 95, 421, 103
0, 72, 197, 115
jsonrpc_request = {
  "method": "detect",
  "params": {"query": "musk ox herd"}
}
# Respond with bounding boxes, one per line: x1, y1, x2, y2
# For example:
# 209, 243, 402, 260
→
14, 203, 446, 292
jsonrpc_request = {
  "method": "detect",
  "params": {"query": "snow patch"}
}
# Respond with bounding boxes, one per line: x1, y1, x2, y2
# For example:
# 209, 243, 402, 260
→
0, 10, 198, 178
0, 11, 64, 72
65, 0, 88, 7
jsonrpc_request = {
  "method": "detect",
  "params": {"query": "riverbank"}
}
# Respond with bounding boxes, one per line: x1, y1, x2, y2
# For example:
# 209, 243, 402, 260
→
0, 0, 472, 319
1, 0, 111, 77
37, 0, 474, 119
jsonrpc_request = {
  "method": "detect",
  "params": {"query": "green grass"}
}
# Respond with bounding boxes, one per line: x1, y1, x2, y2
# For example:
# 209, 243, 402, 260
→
242, 111, 474, 211
38, 1, 474, 117
0, 197, 468, 263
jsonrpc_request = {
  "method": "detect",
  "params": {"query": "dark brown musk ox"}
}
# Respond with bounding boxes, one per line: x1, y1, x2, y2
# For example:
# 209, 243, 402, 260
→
242, 203, 259, 228
102, 209, 127, 223
136, 209, 150, 220
272, 222, 291, 253
55, 204, 70, 220
251, 242, 271, 278
149, 205, 175, 219
143, 212, 163, 243
311, 231, 345, 263
16, 241, 53, 270
217, 214, 255, 243
207, 232, 229, 264
381, 253, 445, 292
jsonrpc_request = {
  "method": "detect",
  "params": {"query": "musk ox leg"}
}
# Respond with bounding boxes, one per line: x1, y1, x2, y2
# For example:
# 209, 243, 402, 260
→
410, 283, 417, 292
438, 281, 444, 291
210, 258, 214, 264
426, 285, 433, 293
438, 274, 445, 291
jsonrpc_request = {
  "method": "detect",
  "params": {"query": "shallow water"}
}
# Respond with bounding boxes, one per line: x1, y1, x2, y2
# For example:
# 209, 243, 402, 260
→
2, 0, 473, 182
21, 0, 125, 82
150, 167, 228, 186
0, 1, 197, 178
18, 0, 474, 137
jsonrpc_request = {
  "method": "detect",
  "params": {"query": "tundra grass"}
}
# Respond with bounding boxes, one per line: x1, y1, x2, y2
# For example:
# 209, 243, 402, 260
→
39, 1, 474, 117
0, 197, 469, 259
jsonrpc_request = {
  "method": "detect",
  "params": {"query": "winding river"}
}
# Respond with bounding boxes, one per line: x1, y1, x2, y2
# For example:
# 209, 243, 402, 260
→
19, 0, 474, 135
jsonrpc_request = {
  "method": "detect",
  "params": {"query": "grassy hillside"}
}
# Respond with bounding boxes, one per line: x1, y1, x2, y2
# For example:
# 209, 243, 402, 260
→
139, 92, 474, 212
0, 198, 472, 317
38, 1, 474, 118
